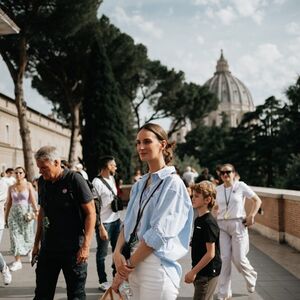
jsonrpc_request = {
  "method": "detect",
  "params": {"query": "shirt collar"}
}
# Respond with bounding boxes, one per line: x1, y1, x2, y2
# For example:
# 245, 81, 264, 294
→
141, 166, 176, 181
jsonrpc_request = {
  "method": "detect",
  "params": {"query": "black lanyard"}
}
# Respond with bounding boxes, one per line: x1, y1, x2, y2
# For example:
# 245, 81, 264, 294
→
129, 176, 164, 240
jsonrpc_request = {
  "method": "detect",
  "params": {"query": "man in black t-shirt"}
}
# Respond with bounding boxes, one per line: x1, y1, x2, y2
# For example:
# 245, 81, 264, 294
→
185, 181, 221, 300
32, 146, 96, 300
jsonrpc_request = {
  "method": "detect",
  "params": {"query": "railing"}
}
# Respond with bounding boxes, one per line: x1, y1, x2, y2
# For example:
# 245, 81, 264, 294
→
120, 184, 300, 252
249, 186, 300, 251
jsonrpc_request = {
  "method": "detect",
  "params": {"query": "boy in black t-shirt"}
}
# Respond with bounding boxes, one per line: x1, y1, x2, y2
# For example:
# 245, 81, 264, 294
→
185, 181, 221, 300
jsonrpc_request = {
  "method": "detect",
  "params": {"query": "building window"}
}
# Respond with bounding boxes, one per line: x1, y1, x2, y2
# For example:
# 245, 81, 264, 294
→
5, 125, 9, 143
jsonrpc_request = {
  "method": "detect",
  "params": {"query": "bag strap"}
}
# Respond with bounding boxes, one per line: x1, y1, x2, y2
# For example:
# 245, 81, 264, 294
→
128, 178, 164, 243
97, 176, 117, 197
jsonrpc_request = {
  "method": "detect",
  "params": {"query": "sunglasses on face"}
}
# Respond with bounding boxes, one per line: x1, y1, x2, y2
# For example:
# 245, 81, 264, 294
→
220, 170, 233, 175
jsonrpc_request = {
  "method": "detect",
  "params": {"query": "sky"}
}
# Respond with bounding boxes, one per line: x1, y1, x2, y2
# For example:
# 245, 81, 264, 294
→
1, 0, 300, 124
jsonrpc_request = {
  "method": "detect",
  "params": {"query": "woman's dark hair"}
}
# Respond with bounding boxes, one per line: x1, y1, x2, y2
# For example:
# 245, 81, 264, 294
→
99, 155, 115, 171
221, 163, 235, 172
138, 123, 175, 165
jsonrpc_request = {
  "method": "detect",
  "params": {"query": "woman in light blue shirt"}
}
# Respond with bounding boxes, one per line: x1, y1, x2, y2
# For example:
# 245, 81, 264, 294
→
113, 123, 193, 300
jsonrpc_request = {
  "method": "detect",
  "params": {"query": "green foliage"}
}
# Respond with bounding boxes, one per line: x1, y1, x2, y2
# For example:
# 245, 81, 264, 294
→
283, 154, 300, 190
82, 34, 132, 180
176, 116, 231, 174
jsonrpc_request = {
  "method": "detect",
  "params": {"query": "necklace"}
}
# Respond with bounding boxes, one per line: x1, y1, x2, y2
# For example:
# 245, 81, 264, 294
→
224, 184, 233, 219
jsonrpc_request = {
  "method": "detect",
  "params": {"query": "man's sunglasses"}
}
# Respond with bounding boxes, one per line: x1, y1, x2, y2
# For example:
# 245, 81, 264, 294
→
220, 170, 233, 175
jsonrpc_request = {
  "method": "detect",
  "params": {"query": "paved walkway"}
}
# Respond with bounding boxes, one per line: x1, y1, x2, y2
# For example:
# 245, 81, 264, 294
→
0, 228, 299, 300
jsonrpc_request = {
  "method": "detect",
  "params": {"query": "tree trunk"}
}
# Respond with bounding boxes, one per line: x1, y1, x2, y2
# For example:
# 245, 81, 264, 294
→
14, 37, 35, 182
68, 102, 81, 166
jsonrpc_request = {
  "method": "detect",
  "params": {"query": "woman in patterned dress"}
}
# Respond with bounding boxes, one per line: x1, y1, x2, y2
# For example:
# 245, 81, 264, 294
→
5, 167, 39, 271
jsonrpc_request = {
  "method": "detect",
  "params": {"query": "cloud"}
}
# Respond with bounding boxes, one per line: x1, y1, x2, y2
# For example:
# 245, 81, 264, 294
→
235, 42, 300, 104
194, 0, 267, 25
112, 6, 163, 39
216, 6, 237, 25
192, 0, 221, 5
286, 22, 300, 35
205, 6, 237, 25
196, 34, 205, 45
256, 43, 282, 63
273, 0, 286, 4
167, 7, 174, 17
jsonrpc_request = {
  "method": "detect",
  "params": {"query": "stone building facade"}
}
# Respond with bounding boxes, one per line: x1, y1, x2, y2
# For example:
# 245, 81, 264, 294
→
0, 93, 80, 175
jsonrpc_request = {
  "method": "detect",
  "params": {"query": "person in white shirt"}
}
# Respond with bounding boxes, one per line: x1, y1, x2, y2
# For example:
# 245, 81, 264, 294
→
92, 156, 121, 292
0, 178, 12, 285
182, 166, 197, 186
2, 168, 16, 187
214, 163, 262, 300
75, 163, 89, 181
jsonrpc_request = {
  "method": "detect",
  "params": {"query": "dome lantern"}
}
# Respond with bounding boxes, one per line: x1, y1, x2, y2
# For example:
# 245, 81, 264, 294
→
215, 49, 230, 74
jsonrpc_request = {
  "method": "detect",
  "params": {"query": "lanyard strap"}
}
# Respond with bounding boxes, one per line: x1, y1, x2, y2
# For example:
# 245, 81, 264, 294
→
129, 178, 164, 241
224, 185, 233, 211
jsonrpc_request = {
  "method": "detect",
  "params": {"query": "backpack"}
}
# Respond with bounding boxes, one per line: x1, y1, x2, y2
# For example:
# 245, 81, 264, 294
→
84, 178, 102, 226
76, 172, 102, 227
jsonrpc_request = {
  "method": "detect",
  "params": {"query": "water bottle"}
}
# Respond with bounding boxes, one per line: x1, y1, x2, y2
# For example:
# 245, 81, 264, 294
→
118, 281, 133, 300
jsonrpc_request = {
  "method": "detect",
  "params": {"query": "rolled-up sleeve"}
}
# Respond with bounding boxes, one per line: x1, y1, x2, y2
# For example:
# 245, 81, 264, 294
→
143, 180, 191, 250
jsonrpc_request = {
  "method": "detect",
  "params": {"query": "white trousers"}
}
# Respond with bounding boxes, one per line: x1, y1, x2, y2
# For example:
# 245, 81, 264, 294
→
217, 219, 257, 298
128, 253, 179, 300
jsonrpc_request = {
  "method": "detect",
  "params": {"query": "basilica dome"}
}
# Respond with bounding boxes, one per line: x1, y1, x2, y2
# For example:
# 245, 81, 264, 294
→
204, 50, 255, 127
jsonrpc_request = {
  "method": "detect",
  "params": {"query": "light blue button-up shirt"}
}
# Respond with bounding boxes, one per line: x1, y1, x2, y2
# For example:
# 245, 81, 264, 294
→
123, 166, 193, 288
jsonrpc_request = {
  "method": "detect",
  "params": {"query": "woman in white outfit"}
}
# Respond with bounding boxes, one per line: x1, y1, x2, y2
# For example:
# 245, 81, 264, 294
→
215, 164, 262, 300
113, 123, 193, 300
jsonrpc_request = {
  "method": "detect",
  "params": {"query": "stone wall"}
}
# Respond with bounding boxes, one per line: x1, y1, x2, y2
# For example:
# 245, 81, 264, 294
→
245, 186, 300, 251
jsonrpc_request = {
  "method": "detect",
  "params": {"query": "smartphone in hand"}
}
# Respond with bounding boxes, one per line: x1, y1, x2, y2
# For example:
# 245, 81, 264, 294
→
31, 255, 38, 267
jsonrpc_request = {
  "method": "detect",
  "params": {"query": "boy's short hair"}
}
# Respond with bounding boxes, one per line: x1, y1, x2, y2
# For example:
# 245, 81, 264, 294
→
191, 180, 217, 210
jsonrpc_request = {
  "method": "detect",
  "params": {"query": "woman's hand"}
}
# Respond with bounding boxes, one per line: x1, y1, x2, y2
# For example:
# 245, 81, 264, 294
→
245, 215, 255, 227
184, 270, 196, 284
113, 251, 134, 278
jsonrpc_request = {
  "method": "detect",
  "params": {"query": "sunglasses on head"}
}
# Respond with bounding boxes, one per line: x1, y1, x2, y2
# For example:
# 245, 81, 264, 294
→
220, 170, 233, 175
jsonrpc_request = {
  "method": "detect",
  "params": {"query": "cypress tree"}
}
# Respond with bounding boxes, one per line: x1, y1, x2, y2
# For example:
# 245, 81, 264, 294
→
82, 34, 132, 180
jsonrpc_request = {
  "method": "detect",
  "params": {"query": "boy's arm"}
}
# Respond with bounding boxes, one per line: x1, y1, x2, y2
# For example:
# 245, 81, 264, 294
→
184, 242, 216, 283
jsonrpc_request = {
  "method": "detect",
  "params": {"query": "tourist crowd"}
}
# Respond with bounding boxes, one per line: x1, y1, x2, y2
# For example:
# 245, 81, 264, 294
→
0, 123, 262, 300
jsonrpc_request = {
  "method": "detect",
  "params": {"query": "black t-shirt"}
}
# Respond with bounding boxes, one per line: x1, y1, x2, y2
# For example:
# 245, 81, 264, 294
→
39, 169, 93, 253
191, 212, 222, 278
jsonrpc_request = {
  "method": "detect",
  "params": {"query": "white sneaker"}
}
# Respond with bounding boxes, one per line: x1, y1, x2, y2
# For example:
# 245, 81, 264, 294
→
9, 261, 22, 272
2, 265, 12, 285
99, 281, 110, 291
